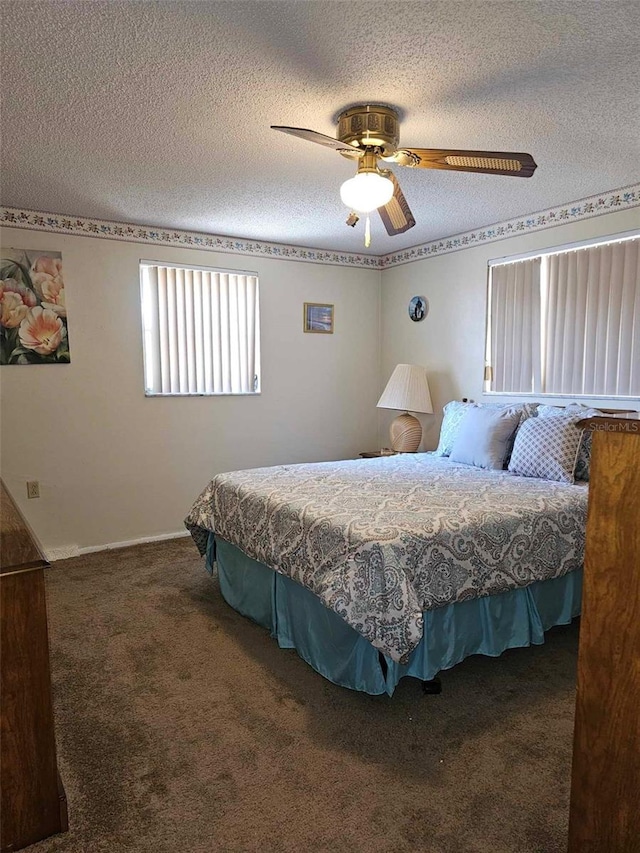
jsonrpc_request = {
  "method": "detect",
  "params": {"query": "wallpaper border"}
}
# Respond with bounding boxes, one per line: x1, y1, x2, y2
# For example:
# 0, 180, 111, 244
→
379, 184, 640, 267
1, 183, 638, 269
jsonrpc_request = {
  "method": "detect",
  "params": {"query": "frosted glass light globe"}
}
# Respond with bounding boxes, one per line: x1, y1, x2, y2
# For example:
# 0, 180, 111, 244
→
340, 172, 394, 213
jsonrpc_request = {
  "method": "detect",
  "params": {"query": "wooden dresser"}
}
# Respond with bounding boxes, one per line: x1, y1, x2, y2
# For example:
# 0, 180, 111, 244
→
0, 480, 68, 851
568, 417, 640, 852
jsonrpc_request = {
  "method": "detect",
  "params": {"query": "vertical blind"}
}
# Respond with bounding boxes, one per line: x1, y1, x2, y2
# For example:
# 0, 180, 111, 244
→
487, 235, 639, 397
141, 263, 260, 395
490, 257, 542, 393
546, 239, 639, 396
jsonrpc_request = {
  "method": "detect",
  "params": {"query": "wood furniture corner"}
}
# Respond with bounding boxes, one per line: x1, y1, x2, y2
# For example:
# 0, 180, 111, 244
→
0, 480, 68, 852
568, 416, 640, 852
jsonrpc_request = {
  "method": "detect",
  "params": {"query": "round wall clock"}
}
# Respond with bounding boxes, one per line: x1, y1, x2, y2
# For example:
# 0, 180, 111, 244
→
408, 295, 428, 322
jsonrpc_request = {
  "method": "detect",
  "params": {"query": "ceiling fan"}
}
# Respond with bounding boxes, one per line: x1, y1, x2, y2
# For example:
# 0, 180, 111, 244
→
272, 104, 537, 246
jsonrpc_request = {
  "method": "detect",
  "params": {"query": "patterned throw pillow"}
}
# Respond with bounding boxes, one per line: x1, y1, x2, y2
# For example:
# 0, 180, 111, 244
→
537, 404, 602, 480
434, 401, 476, 456
517, 401, 541, 427
508, 416, 584, 483
504, 401, 540, 465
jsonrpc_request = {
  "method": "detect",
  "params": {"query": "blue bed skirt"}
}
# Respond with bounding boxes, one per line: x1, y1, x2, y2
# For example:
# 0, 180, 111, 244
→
207, 534, 582, 696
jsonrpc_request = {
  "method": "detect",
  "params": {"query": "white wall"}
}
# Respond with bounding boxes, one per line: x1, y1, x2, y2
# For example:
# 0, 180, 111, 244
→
379, 208, 640, 450
0, 228, 381, 555
4, 206, 637, 554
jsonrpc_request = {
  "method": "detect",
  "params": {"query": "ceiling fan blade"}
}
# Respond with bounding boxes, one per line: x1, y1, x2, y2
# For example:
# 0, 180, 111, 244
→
271, 125, 361, 156
392, 148, 537, 177
378, 173, 416, 236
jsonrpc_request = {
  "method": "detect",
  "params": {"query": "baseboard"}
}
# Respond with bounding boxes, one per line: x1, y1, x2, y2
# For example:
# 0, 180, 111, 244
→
47, 530, 191, 562
47, 545, 82, 561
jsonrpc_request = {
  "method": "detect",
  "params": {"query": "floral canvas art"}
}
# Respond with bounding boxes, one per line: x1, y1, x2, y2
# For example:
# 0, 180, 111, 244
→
0, 248, 70, 364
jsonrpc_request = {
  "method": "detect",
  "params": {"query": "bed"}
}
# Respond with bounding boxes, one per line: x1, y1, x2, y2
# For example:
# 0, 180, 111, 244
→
185, 438, 588, 696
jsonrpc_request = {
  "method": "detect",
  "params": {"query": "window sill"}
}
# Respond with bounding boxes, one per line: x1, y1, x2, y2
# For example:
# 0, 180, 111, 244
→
144, 391, 261, 398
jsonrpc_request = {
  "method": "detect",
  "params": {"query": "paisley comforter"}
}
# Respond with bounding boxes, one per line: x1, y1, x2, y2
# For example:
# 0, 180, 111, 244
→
185, 454, 587, 663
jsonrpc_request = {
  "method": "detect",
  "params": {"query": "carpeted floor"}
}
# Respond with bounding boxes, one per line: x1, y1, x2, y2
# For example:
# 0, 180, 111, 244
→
31, 537, 579, 853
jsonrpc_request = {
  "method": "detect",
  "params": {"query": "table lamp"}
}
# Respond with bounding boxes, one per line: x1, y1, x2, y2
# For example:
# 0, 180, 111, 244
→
377, 364, 433, 452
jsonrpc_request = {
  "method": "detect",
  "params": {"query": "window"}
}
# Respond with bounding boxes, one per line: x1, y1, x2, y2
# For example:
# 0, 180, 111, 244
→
485, 234, 639, 398
140, 262, 260, 396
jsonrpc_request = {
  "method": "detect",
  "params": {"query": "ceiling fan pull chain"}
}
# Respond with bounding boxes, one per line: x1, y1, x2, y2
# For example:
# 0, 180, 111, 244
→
365, 215, 371, 248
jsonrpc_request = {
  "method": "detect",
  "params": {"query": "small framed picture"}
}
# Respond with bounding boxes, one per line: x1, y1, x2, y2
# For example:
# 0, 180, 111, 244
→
408, 295, 428, 322
303, 302, 334, 334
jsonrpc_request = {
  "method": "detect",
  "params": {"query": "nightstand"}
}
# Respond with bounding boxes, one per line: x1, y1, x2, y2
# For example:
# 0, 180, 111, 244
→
358, 450, 398, 458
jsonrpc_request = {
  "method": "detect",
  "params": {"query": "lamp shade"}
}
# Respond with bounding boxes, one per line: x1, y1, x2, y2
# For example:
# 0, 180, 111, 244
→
377, 364, 433, 414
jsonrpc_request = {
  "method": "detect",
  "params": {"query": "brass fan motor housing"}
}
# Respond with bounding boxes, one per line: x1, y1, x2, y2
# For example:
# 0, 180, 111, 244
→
337, 104, 400, 156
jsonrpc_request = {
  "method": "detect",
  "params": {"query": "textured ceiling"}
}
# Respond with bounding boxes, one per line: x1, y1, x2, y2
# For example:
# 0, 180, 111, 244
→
1, 0, 639, 255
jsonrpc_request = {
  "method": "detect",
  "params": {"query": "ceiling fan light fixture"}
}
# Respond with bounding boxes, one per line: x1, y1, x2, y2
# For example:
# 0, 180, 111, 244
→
340, 171, 394, 213
272, 102, 537, 239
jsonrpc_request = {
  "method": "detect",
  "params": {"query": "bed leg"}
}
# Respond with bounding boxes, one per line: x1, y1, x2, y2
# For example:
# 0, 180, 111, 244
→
422, 677, 442, 695
378, 652, 388, 678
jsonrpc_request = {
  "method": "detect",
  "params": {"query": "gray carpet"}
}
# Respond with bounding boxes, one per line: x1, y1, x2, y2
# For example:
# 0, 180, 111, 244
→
32, 537, 579, 853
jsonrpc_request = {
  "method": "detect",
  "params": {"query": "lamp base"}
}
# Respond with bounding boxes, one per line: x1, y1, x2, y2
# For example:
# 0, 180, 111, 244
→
389, 413, 422, 453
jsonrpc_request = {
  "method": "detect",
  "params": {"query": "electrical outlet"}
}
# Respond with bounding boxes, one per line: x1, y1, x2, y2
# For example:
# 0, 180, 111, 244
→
26, 480, 40, 499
